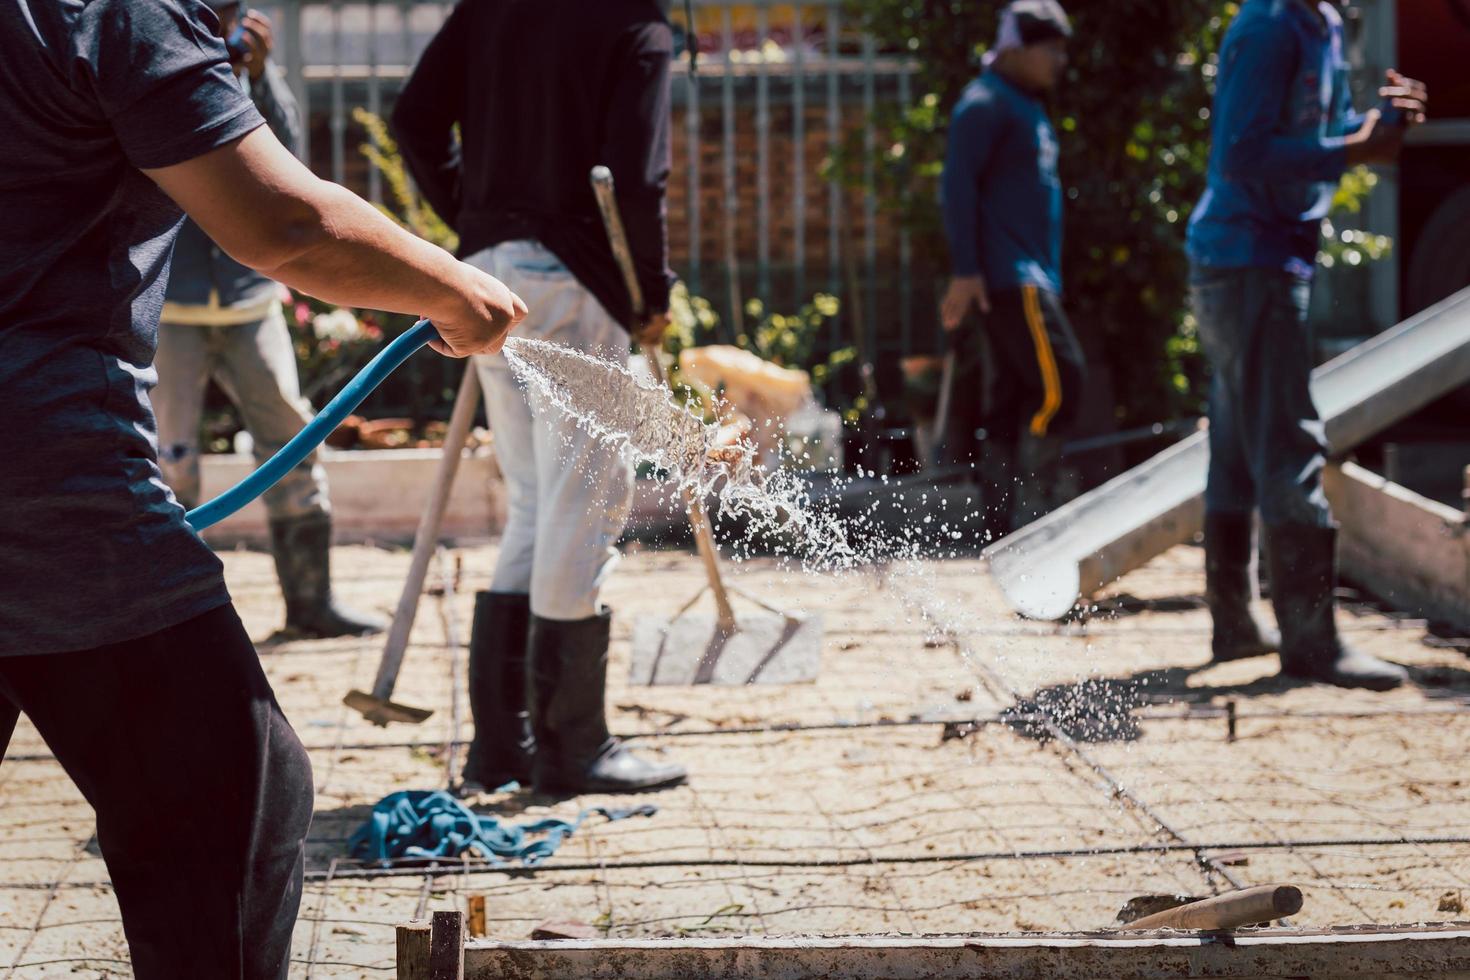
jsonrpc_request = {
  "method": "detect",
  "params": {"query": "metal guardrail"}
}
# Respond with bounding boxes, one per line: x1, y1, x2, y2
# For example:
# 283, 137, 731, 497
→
269, 0, 927, 356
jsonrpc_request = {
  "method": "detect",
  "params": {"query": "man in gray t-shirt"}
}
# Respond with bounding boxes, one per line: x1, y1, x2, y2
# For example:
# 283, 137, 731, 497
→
0, 1, 524, 973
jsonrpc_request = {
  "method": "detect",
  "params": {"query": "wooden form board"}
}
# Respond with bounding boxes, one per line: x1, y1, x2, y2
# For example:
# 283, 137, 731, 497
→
1327, 461, 1470, 632
439, 927, 1470, 980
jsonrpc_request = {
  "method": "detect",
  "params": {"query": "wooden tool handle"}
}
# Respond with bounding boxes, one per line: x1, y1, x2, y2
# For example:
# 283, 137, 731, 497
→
592, 165, 735, 630
1123, 885, 1303, 931
590, 165, 645, 320
689, 496, 737, 631
371, 364, 481, 700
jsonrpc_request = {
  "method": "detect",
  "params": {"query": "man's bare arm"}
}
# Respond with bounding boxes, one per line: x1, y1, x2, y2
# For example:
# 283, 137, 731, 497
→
144, 126, 523, 357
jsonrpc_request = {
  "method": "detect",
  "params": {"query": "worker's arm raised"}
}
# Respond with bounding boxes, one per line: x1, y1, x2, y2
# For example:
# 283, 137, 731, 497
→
144, 126, 524, 358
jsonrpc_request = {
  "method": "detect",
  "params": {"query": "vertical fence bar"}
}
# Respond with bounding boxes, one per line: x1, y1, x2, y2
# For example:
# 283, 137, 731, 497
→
825, 1, 841, 351
685, 8, 701, 298
284, 0, 308, 162
861, 32, 878, 364
721, 4, 742, 337
898, 65, 913, 355
367, 0, 383, 204
399, 0, 413, 67
791, 3, 806, 308
755, 4, 771, 306
398, 0, 421, 209
329, 0, 346, 184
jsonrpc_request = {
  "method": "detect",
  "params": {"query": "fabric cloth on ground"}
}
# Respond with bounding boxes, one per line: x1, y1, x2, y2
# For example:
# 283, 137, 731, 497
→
1192, 264, 1331, 528
0, 0, 262, 656
0, 604, 313, 980
470, 240, 636, 622
153, 303, 329, 519
348, 790, 656, 867
391, 0, 677, 327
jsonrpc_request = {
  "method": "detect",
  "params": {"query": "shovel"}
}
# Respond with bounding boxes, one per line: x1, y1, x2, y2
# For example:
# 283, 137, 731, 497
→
343, 363, 482, 726
590, 166, 824, 686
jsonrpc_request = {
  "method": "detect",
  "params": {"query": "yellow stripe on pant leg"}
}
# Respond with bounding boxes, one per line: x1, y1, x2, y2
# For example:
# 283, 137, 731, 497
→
1022, 285, 1063, 437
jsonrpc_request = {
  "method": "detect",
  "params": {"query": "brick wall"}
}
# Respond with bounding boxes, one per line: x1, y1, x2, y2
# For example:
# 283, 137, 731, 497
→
307, 80, 941, 355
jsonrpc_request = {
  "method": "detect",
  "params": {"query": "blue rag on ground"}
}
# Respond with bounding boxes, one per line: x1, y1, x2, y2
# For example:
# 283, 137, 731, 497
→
348, 790, 657, 868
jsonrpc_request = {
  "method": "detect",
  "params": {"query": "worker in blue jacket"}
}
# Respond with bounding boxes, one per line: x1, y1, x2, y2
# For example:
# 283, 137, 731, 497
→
940, 0, 1086, 536
1187, 0, 1425, 688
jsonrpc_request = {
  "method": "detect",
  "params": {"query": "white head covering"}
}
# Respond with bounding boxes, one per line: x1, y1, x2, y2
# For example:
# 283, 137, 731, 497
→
983, 6, 1025, 68
983, 1, 1072, 68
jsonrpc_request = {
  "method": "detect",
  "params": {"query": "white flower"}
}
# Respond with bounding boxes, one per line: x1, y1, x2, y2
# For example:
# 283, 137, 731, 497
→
312, 308, 364, 342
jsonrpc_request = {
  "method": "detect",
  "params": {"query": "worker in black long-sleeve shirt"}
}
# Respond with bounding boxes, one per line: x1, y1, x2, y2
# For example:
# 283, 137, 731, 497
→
393, 0, 686, 796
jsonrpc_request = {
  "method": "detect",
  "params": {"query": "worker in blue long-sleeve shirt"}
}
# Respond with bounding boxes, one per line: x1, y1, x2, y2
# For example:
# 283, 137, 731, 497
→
1187, 0, 1425, 689
940, 0, 1085, 536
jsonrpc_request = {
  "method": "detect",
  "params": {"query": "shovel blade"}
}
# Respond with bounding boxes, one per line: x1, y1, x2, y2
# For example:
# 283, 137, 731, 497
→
343, 689, 435, 726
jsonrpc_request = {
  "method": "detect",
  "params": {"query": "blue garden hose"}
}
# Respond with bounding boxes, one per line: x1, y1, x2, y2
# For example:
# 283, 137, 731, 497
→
185, 318, 439, 531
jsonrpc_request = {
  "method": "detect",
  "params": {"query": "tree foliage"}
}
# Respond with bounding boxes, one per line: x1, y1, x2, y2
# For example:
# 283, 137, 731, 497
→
840, 1, 1390, 427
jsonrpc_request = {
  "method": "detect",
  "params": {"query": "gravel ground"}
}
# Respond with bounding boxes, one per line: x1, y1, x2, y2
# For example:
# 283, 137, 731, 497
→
2, 539, 1468, 978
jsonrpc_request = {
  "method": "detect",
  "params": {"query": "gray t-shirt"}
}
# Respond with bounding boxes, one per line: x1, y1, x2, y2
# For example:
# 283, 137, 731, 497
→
1, 0, 265, 655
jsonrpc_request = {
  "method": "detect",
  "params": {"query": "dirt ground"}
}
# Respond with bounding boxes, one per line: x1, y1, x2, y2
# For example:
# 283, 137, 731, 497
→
3, 538, 1469, 977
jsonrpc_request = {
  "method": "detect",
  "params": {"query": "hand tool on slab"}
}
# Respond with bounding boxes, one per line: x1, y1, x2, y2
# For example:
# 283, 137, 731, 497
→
1121, 884, 1303, 931
344, 362, 482, 726
591, 165, 823, 686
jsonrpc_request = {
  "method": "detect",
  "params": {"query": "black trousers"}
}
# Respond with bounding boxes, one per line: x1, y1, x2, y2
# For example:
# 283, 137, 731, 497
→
0, 604, 313, 979
981, 284, 1087, 442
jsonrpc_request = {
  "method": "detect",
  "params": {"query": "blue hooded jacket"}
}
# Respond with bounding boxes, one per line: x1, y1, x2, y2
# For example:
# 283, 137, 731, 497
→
1187, 0, 1365, 278
941, 71, 1064, 295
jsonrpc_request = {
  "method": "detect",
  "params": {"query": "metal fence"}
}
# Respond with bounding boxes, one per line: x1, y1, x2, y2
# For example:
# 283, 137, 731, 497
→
267, 0, 933, 369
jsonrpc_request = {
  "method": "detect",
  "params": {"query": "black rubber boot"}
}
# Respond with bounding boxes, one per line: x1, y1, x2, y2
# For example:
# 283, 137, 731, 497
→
461, 592, 534, 791
529, 609, 686, 795
1266, 524, 1406, 691
1204, 512, 1280, 662
269, 514, 387, 638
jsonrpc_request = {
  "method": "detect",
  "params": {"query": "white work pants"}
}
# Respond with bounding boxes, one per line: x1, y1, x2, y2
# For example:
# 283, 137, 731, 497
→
468, 240, 634, 621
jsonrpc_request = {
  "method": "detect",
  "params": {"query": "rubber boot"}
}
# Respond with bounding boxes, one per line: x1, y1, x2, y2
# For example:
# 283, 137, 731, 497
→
461, 592, 534, 791
269, 514, 387, 638
1204, 513, 1280, 662
1266, 524, 1406, 691
529, 609, 686, 795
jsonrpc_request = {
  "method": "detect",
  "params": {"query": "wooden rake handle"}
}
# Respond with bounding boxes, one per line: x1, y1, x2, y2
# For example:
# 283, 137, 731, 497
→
591, 165, 737, 633
1123, 885, 1303, 931
370, 363, 481, 703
